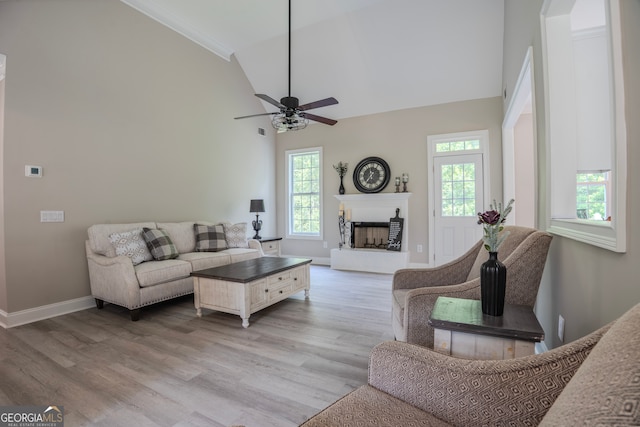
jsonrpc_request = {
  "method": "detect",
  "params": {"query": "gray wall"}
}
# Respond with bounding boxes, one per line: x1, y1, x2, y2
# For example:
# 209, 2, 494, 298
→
276, 97, 504, 265
0, 0, 276, 313
503, 0, 640, 348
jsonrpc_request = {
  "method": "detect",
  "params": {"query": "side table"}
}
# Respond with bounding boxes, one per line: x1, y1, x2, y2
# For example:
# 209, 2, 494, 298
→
428, 296, 545, 360
258, 237, 282, 257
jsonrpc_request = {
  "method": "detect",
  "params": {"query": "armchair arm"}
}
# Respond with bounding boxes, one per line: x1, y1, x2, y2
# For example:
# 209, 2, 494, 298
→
368, 327, 607, 426
403, 280, 481, 347
85, 241, 141, 309
393, 240, 483, 291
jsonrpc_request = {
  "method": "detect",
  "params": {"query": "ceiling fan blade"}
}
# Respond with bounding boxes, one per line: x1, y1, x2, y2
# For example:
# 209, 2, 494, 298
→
303, 113, 338, 126
255, 94, 286, 109
298, 97, 339, 111
234, 112, 278, 120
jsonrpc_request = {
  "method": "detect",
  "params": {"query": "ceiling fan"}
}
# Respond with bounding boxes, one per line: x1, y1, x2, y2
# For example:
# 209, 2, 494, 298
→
234, 0, 338, 133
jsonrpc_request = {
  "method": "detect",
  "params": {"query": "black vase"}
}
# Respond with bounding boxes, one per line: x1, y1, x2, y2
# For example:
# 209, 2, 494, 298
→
480, 252, 507, 316
339, 176, 345, 195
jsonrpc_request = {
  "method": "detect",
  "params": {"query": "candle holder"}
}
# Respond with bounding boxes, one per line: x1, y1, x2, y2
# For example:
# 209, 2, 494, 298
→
338, 212, 346, 250
402, 173, 409, 192
395, 177, 401, 193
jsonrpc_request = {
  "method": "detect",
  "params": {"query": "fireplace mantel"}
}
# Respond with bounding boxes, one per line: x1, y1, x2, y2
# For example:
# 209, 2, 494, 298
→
331, 193, 411, 274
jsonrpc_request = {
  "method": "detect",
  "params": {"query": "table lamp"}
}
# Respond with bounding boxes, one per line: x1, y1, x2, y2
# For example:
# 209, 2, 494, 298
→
250, 199, 265, 239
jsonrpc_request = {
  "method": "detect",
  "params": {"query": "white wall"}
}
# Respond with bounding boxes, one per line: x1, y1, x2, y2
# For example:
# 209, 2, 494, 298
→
0, 0, 276, 314
276, 97, 504, 265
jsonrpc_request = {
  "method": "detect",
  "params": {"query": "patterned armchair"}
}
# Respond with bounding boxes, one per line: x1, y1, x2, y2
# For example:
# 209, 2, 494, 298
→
392, 226, 552, 348
301, 302, 640, 426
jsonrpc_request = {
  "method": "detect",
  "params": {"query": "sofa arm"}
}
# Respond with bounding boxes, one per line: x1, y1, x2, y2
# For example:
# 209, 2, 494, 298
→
247, 239, 264, 256
85, 241, 141, 309
403, 280, 481, 347
392, 240, 482, 291
368, 329, 607, 426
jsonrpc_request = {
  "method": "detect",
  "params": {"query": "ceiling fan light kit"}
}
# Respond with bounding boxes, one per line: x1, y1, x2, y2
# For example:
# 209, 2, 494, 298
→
234, 0, 338, 132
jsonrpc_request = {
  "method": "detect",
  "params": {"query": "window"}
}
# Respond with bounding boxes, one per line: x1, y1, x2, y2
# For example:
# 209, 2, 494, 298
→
576, 171, 610, 220
286, 147, 323, 239
441, 163, 477, 217
541, 0, 627, 252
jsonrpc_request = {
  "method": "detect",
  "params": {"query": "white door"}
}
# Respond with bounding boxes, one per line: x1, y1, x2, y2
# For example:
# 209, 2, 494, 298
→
434, 154, 484, 266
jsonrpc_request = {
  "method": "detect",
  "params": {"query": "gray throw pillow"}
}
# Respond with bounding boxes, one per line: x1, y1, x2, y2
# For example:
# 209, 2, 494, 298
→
142, 228, 179, 260
194, 223, 227, 252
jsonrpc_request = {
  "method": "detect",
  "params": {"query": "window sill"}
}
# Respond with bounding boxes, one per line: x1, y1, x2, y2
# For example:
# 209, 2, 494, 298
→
548, 218, 625, 253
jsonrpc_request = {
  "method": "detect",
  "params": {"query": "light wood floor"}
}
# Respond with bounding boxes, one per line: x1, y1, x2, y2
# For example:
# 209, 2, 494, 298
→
0, 265, 395, 427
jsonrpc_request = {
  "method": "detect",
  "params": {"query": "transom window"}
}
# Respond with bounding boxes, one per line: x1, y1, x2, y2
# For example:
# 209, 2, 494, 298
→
286, 147, 323, 239
435, 139, 480, 153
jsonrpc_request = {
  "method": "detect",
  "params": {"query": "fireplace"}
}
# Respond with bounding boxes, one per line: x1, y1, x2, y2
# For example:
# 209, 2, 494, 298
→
331, 193, 412, 274
350, 222, 390, 249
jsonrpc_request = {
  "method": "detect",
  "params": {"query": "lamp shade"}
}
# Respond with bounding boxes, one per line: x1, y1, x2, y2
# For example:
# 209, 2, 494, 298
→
250, 199, 265, 213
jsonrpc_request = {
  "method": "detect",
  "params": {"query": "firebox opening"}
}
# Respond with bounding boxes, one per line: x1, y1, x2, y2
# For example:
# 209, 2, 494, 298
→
350, 222, 390, 249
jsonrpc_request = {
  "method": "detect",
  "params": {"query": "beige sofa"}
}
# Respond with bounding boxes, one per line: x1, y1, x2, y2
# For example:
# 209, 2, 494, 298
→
86, 221, 263, 320
301, 302, 640, 426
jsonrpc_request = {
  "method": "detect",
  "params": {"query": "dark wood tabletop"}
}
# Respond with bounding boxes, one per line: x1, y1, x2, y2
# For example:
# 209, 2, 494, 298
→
428, 296, 545, 342
191, 257, 311, 283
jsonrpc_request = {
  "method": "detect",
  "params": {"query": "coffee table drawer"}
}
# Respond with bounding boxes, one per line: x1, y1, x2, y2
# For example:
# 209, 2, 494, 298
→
268, 270, 292, 285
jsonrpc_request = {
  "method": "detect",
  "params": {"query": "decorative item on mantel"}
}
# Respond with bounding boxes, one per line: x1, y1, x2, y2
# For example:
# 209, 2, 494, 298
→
338, 203, 351, 249
402, 173, 409, 192
333, 161, 348, 195
394, 177, 401, 193
477, 199, 514, 316
250, 199, 265, 240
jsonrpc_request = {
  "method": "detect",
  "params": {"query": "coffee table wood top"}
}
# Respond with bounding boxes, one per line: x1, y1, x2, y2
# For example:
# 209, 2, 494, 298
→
191, 257, 312, 283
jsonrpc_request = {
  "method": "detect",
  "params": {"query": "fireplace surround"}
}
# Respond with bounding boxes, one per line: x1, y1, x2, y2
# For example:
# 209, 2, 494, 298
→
331, 193, 411, 274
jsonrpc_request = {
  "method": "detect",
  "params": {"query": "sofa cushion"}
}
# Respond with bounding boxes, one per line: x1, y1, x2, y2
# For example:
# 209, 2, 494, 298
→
135, 259, 192, 287
300, 385, 451, 427
225, 248, 261, 263
178, 252, 231, 271
142, 228, 179, 261
223, 222, 249, 248
108, 228, 153, 265
157, 222, 196, 253
88, 222, 157, 257
466, 227, 535, 281
194, 223, 227, 252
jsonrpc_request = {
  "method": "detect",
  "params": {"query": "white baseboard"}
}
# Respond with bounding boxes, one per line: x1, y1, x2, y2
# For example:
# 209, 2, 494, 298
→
0, 296, 95, 329
281, 254, 331, 266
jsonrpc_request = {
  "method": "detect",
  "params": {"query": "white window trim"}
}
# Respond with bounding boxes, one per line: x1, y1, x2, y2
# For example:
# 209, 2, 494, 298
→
285, 146, 323, 240
427, 130, 491, 265
541, 0, 627, 253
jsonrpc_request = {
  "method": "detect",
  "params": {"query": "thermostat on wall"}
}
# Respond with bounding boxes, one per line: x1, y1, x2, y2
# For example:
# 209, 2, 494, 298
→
25, 165, 43, 177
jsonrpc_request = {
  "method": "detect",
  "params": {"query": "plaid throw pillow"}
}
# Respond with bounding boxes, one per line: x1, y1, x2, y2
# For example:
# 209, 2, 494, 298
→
223, 222, 249, 248
142, 228, 179, 260
194, 224, 227, 252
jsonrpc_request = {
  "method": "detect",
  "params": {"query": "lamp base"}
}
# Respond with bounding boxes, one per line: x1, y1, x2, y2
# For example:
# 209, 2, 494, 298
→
252, 216, 262, 240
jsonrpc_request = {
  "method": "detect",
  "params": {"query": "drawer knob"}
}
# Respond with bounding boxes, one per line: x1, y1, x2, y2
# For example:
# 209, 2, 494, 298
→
294, 277, 297, 281
279, 290, 284, 294
265, 289, 269, 293
279, 277, 282, 281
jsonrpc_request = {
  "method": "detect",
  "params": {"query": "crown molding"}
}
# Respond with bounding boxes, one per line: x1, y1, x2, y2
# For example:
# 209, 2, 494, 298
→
120, 0, 234, 61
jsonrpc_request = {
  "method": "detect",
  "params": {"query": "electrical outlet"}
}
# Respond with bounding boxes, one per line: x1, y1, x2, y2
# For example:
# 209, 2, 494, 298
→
323, 241, 328, 249
417, 244, 423, 253
558, 315, 565, 342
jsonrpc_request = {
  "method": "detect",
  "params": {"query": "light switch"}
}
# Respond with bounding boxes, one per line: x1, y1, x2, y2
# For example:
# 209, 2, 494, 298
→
40, 211, 64, 223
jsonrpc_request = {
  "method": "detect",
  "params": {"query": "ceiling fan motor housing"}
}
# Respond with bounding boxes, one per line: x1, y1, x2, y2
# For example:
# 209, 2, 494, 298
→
281, 96, 299, 109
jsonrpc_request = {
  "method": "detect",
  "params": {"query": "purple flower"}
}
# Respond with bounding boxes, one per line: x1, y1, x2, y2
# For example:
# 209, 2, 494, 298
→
478, 210, 501, 225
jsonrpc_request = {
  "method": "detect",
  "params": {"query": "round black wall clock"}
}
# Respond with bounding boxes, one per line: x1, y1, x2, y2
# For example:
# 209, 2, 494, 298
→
353, 157, 391, 193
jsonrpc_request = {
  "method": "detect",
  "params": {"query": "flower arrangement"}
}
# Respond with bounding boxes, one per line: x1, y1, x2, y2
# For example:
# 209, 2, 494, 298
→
477, 199, 514, 252
333, 161, 348, 177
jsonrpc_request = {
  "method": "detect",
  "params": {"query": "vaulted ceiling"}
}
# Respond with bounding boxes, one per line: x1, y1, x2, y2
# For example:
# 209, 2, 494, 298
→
121, 0, 505, 121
